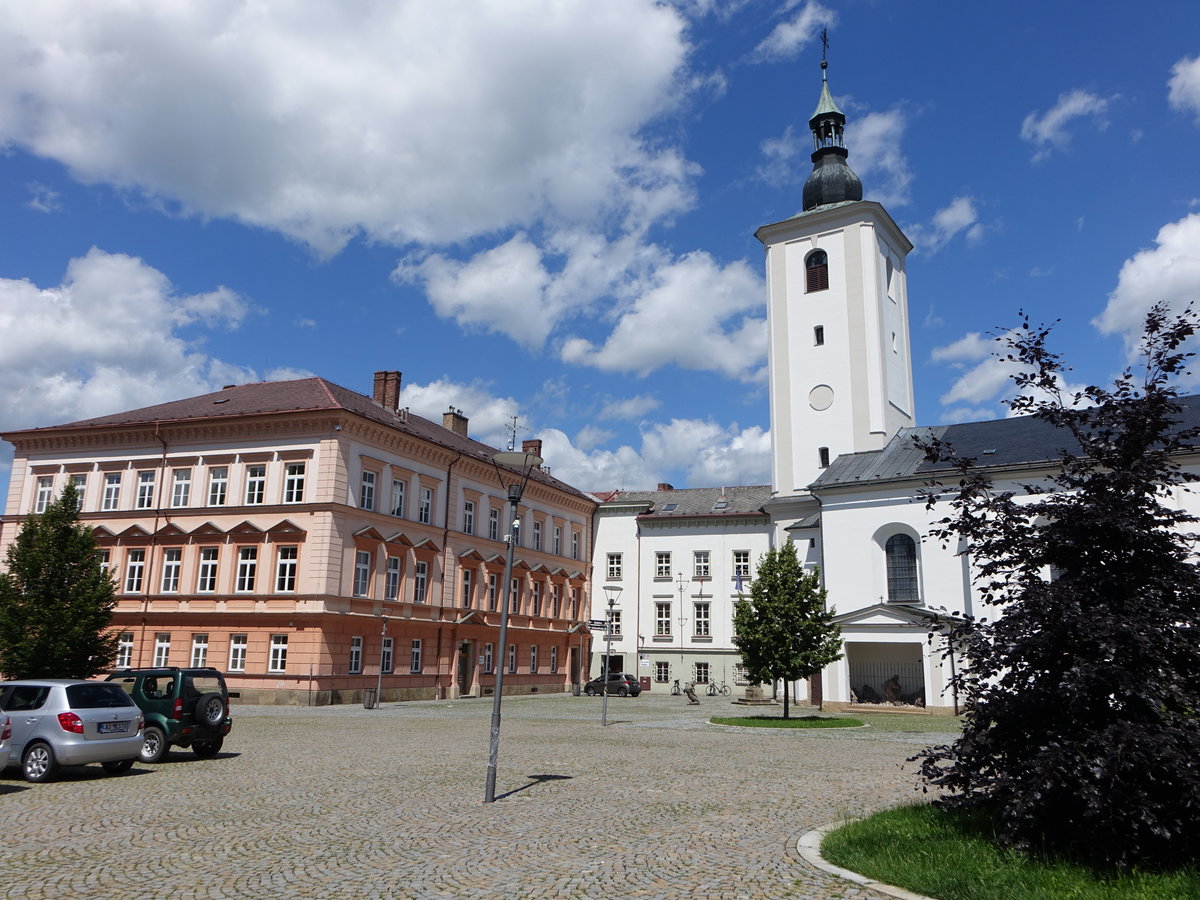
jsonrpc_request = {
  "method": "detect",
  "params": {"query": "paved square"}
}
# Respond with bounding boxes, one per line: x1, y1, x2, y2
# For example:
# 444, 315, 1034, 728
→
0, 693, 954, 899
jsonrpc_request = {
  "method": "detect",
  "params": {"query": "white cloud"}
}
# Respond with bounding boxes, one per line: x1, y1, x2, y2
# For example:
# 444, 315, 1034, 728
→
25, 182, 61, 213
1092, 213, 1200, 360
397, 378, 521, 445
847, 109, 913, 208
1020, 89, 1111, 162
752, 1, 834, 62
559, 251, 765, 380
930, 331, 994, 366
1168, 55, 1200, 123
599, 394, 661, 421
0, 1, 694, 257
907, 196, 983, 255
0, 248, 253, 431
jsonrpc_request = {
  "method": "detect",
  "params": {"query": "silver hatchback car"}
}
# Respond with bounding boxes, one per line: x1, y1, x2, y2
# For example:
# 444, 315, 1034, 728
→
0, 680, 144, 782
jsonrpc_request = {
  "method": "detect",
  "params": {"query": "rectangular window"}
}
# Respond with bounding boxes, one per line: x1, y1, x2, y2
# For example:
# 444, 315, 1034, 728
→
606, 553, 622, 580
419, 488, 432, 524
507, 643, 517, 674
99, 549, 110, 577
34, 475, 54, 513
71, 474, 86, 510
608, 608, 622, 637
197, 547, 218, 593
655, 551, 672, 578
283, 462, 306, 503
360, 471, 376, 510
655, 661, 671, 683
461, 568, 473, 608
530, 645, 539, 674
550, 645, 559, 673
153, 633, 171, 667
571, 588, 579, 619
124, 549, 145, 593
814, 324, 825, 346
488, 508, 499, 541
695, 661, 710, 684
733, 663, 750, 685
552, 584, 561, 618
207, 467, 228, 506
818, 446, 830, 468
349, 636, 363, 674
103, 472, 122, 510
571, 531, 579, 560
463, 500, 474, 535
410, 639, 422, 674
228, 634, 248, 672
190, 634, 209, 668
533, 520, 542, 551
733, 550, 751, 580
136, 471, 156, 509
413, 561, 428, 604
656, 602, 672, 636
381, 637, 394, 674
245, 464, 266, 504
276, 546, 298, 592
160, 548, 182, 593
116, 632, 134, 668
553, 526, 561, 556
171, 469, 191, 507
353, 550, 371, 597
236, 547, 257, 592
509, 577, 521, 612
694, 550, 710, 578
487, 573, 498, 611
694, 602, 711, 637
484, 642, 494, 674
391, 479, 405, 517
269, 635, 288, 672
531, 582, 542, 616
385, 557, 401, 601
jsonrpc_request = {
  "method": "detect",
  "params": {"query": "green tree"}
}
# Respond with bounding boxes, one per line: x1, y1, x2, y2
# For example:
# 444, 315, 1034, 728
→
0, 481, 118, 678
914, 304, 1200, 870
733, 540, 843, 718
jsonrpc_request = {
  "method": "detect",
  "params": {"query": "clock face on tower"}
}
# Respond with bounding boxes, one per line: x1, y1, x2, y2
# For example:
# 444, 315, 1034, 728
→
809, 384, 834, 411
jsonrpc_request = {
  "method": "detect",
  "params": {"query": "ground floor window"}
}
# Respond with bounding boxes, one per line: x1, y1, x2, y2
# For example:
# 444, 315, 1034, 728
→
550, 646, 558, 673
269, 635, 288, 672
116, 632, 134, 668
655, 661, 670, 682
694, 662, 710, 684
229, 634, 247, 672
153, 633, 171, 667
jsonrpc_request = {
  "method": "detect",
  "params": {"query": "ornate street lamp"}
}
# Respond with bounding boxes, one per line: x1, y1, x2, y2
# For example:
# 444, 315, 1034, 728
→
484, 448, 543, 803
600, 584, 622, 727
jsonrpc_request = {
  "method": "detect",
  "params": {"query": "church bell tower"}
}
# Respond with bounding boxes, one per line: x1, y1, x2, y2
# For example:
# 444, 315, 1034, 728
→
757, 50, 916, 498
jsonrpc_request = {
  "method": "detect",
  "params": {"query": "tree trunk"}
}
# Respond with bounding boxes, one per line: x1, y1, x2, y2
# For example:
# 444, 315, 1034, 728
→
783, 683, 790, 719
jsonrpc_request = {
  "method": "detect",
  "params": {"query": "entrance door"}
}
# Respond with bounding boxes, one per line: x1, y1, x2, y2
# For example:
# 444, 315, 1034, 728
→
456, 642, 473, 697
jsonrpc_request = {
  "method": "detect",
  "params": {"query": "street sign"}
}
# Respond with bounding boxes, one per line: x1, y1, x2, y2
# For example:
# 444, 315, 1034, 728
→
587, 619, 607, 629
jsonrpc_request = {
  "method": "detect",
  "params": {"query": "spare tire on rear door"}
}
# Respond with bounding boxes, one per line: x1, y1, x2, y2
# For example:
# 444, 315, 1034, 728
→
195, 692, 226, 726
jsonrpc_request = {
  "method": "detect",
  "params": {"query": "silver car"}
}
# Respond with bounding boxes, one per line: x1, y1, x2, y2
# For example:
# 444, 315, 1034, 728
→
0, 680, 144, 782
0, 715, 11, 771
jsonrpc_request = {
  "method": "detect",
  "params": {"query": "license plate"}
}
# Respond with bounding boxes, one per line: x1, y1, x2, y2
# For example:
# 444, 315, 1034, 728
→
99, 721, 130, 734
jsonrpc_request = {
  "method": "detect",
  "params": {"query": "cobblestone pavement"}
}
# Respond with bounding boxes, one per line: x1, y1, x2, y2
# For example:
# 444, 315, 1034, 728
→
0, 692, 957, 899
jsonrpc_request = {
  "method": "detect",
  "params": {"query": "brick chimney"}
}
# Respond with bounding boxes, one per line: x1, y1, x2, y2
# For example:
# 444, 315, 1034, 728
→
442, 407, 469, 437
372, 371, 402, 412
522, 439, 543, 460
657, 482, 674, 492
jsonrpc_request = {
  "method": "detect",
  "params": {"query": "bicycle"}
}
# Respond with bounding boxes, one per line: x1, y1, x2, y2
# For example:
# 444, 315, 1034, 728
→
670, 679, 681, 696
705, 680, 732, 696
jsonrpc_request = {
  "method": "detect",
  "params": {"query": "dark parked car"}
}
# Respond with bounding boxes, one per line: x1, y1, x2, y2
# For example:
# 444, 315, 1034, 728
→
584, 673, 642, 697
106, 667, 231, 763
0, 679, 144, 782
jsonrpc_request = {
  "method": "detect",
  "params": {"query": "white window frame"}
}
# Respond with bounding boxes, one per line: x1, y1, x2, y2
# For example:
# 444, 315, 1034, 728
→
197, 547, 218, 593
410, 639, 422, 674
507, 643, 517, 674
161, 548, 182, 593
171, 469, 191, 508
116, 632, 134, 668
553, 526, 561, 556
136, 471, 156, 509
463, 500, 474, 535
461, 568, 473, 608
228, 634, 248, 672
236, 546, 258, 593
391, 479, 405, 517
276, 546, 298, 593
353, 550, 371, 597
70, 474, 86, 511
34, 475, 54, 513
694, 601, 711, 637
656, 602, 672, 636
207, 467, 228, 506
550, 645, 558, 674
124, 549, 145, 593
488, 508, 499, 541
385, 557, 400, 602
656, 551, 672, 578
571, 531, 579, 560
283, 462, 306, 503
419, 487, 432, 524
190, 634, 209, 668
733, 550, 751, 579
694, 550, 710, 578
530, 645, 539, 674
484, 642, 494, 674
381, 637, 394, 674
413, 561, 428, 604
360, 470, 377, 511
153, 633, 171, 667
533, 520, 542, 551
349, 636, 363, 674
268, 634, 288, 673
103, 472, 122, 511
606, 553, 622, 580
607, 608, 622, 637
487, 573, 498, 611
245, 464, 266, 505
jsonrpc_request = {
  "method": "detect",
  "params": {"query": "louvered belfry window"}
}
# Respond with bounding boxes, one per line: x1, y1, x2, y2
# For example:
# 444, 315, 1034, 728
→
805, 250, 829, 293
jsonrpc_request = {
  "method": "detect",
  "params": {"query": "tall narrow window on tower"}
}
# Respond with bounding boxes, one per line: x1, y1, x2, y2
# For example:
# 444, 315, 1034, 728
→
814, 325, 825, 345
818, 446, 830, 468
805, 250, 829, 292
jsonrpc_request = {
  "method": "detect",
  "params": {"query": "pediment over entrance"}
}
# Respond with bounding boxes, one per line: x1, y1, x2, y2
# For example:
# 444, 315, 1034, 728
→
834, 602, 946, 629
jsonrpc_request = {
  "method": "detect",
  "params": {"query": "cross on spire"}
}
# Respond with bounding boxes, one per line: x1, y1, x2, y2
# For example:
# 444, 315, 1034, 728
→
820, 27, 829, 65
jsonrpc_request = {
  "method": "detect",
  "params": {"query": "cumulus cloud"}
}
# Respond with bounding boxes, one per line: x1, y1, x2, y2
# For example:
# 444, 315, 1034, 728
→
1168, 55, 1200, 123
599, 394, 661, 421
907, 196, 984, 255
559, 251, 765, 380
847, 109, 913, 208
0, 248, 253, 431
0, 1, 693, 257
1020, 89, 1112, 162
1092, 213, 1200, 360
752, 1, 834, 62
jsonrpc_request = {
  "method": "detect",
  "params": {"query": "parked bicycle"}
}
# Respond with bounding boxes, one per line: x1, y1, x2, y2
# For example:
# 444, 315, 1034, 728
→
705, 679, 732, 696
670, 679, 681, 696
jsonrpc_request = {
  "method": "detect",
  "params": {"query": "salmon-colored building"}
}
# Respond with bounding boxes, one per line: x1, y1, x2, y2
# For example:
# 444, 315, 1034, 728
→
0, 371, 597, 704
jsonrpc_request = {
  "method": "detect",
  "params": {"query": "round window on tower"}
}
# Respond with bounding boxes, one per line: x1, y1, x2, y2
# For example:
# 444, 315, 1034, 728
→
809, 384, 834, 411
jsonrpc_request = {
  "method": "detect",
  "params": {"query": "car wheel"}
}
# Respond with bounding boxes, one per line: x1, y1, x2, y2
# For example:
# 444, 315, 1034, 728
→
193, 738, 224, 758
101, 758, 135, 774
140, 725, 168, 764
618, 686, 629, 697
584, 687, 595, 696
22, 742, 58, 783
195, 692, 227, 727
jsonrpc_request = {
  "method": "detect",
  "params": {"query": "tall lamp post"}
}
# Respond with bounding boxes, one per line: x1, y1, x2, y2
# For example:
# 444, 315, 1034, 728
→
484, 448, 543, 803
600, 584, 622, 727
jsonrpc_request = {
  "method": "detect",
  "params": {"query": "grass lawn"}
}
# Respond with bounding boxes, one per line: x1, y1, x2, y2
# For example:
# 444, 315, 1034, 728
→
709, 714, 865, 728
821, 803, 1200, 900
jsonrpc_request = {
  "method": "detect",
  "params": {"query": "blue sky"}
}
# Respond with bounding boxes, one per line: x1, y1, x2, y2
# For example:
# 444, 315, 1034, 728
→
2, 1, 1199, 497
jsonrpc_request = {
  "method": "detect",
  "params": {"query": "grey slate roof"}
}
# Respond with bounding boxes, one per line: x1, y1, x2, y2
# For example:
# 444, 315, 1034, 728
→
3, 377, 590, 500
594, 485, 772, 519
813, 394, 1200, 489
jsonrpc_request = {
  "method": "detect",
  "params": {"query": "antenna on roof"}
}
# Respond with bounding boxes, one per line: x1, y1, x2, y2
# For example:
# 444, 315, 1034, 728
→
503, 415, 525, 452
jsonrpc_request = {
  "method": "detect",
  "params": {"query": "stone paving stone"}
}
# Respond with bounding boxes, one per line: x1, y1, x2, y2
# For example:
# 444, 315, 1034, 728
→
0, 693, 956, 899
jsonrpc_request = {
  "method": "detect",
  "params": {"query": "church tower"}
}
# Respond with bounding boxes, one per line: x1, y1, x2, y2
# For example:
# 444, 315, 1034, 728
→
756, 53, 915, 498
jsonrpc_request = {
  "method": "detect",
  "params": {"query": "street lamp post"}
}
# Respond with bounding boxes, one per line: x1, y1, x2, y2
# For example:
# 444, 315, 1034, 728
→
484, 449, 542, 804
600, 584, 622, 727
374, 614, 387, 708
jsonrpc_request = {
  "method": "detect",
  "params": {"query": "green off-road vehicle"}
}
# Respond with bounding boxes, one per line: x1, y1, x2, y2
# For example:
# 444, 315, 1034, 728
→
107, 667, 232, 763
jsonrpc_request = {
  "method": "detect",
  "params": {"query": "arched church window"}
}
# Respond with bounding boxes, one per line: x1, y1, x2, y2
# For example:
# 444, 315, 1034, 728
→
805, 250, 829, 293
885, 533, 918, 602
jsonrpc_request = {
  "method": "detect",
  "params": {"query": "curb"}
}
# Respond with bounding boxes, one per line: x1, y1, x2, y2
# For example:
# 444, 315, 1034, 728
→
797, 823, 938, 900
